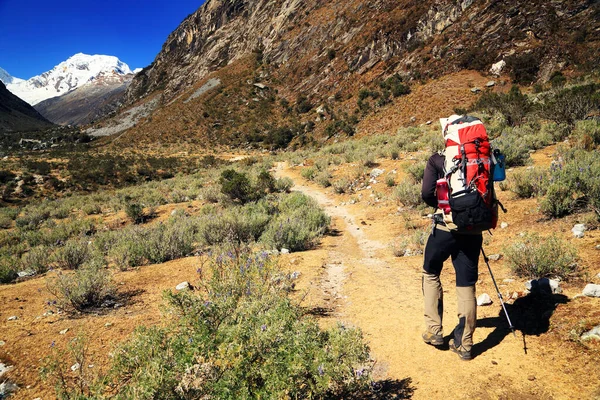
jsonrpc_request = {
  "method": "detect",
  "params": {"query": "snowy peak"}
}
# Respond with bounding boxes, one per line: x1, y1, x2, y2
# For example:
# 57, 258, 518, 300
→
0, 67, 24, 85
6, 53, 134, 105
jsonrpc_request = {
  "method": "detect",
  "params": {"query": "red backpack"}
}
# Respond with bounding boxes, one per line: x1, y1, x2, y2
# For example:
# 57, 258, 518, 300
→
440, 115, 499, 232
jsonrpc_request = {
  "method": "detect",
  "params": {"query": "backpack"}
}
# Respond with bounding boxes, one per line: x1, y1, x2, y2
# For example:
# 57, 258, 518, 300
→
439, 115, 502, 233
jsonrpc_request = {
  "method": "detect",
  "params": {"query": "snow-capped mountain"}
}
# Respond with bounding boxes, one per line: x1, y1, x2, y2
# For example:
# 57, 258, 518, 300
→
0, 67, 24, 85
6, 53, 134, 105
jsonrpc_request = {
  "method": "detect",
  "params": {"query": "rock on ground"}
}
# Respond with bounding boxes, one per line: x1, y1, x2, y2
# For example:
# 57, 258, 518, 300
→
176, 282, 191, 291
583, 284, 600, 297
477, 293, 493, 306
581, 325, 600, 341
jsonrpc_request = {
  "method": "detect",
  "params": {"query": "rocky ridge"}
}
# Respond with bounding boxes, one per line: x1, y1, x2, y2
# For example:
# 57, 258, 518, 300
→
127, 0, 599, 106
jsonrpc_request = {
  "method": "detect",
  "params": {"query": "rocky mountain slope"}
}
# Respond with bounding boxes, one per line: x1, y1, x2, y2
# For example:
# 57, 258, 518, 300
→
0, 81, 54, 133
90, 0, 598, 149
33, 72, 133, 126
6, 53, 134, 106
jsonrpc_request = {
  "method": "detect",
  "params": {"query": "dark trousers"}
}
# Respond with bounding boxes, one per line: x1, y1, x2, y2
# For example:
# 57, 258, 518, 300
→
422, 228, 482, 350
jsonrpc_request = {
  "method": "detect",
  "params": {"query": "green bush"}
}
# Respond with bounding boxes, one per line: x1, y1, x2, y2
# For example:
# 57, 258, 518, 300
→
0, 215, 12, 229
301, 166, 317, 181
509, 168, 549, 198
393, 180, 422, 207
491, 131, 531, 167
504, 233, 578, 280
406, 160, 426, 183
0, 258, 18, 284
538, 84, 599, 125
53, 239, 91, 270
47, 261, 116, 312
539, 149, 600, 218
260, 194, 330, 251
15, 209, 51, 231
473, 86, 532, 126
572, 119, 600, 150
220, 169, 252, 203
274, 177, 293, 193
333, 178, 351, 194
314, 170, 332, 188
97, 251, 371, 398
143, 218, 197, 264
125, 202, 145, 223
22, 245, 52, 275
82, 203, 102, 215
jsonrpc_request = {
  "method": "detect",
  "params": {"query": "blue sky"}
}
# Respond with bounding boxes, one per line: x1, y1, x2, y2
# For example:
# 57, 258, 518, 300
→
0, 0, 205, 79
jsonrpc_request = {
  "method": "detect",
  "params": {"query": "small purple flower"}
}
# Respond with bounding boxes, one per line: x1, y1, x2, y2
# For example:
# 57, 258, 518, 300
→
355, 368, 364, 377
318, 364, 324, 376
261, 324, 267, 332
188, 338, 193, 344
50, 341, 55, 347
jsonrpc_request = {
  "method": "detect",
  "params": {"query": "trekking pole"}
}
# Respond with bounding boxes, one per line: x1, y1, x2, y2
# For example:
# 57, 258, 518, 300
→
481, 247, 516, 337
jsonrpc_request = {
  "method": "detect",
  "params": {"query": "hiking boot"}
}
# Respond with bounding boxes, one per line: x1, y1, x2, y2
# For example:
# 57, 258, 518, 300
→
449, 339, 472, 361
422, 331, 444, 346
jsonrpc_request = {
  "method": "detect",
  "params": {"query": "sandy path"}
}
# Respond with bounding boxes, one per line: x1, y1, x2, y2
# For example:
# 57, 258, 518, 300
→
275, 162, 592, 400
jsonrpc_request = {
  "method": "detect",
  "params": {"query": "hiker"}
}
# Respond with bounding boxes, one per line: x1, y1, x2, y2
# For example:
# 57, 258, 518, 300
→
420, 114, 496, 361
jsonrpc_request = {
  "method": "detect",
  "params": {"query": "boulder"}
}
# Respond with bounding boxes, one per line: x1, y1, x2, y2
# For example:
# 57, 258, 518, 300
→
490, 60, 506, 76
477, 293, 493, 306
486, 81, 496, 87
583, 284, 600, 297
470, 87, 481, 94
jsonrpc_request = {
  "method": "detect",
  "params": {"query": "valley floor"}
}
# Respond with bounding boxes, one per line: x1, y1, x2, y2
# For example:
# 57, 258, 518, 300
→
1, 153, 599, 399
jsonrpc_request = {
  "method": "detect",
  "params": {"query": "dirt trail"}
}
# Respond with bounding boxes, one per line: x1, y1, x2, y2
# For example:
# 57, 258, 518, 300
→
274, 162, 593, 400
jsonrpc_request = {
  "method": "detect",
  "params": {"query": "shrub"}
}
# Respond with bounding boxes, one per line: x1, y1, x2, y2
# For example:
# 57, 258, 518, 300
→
53, 239, 91, 270
491, 131, 531, 167
393, 180, 422, 207
274, 177, 293, 193
386, 176, 396, 187
260, 195, 330, 251
572, 119, 600, 150
47, 261, 116, 312
406, 161, 426, 183
143, 219, 197, 264
392, 229, 428, 257
0, 215, 12, 229
506, 53, 540, 85
82, 203, 102, 215
124, 202, 145, 223
332, 178, 351, 194
220, 169, 252, 203
538, 84, 599, 125
200, 185, 227, 203
539, 149, 600, 218
96, 251, 371, 398
504, 233, 578, 280
15, 209, 51, 231
314, 170, 332, 188
473, 86, 532, 126
509, 168, 549, 198
254, 170, 276, 195
22, 245, 52, 275
0, 258, 18, 284
301, 166, 317, 181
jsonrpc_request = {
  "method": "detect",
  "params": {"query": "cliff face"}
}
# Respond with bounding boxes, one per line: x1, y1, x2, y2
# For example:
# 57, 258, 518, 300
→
126, 0, 599, 105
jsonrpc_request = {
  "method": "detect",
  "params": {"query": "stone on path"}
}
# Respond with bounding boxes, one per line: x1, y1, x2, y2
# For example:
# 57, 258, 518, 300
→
176, 282, 191, 291
7, 316, 17, 321
488, 254, 502, 261
581, 325, 600, 341
583, 284, 600, 297
572, 224, 586, 238
477, 293, 493, 306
